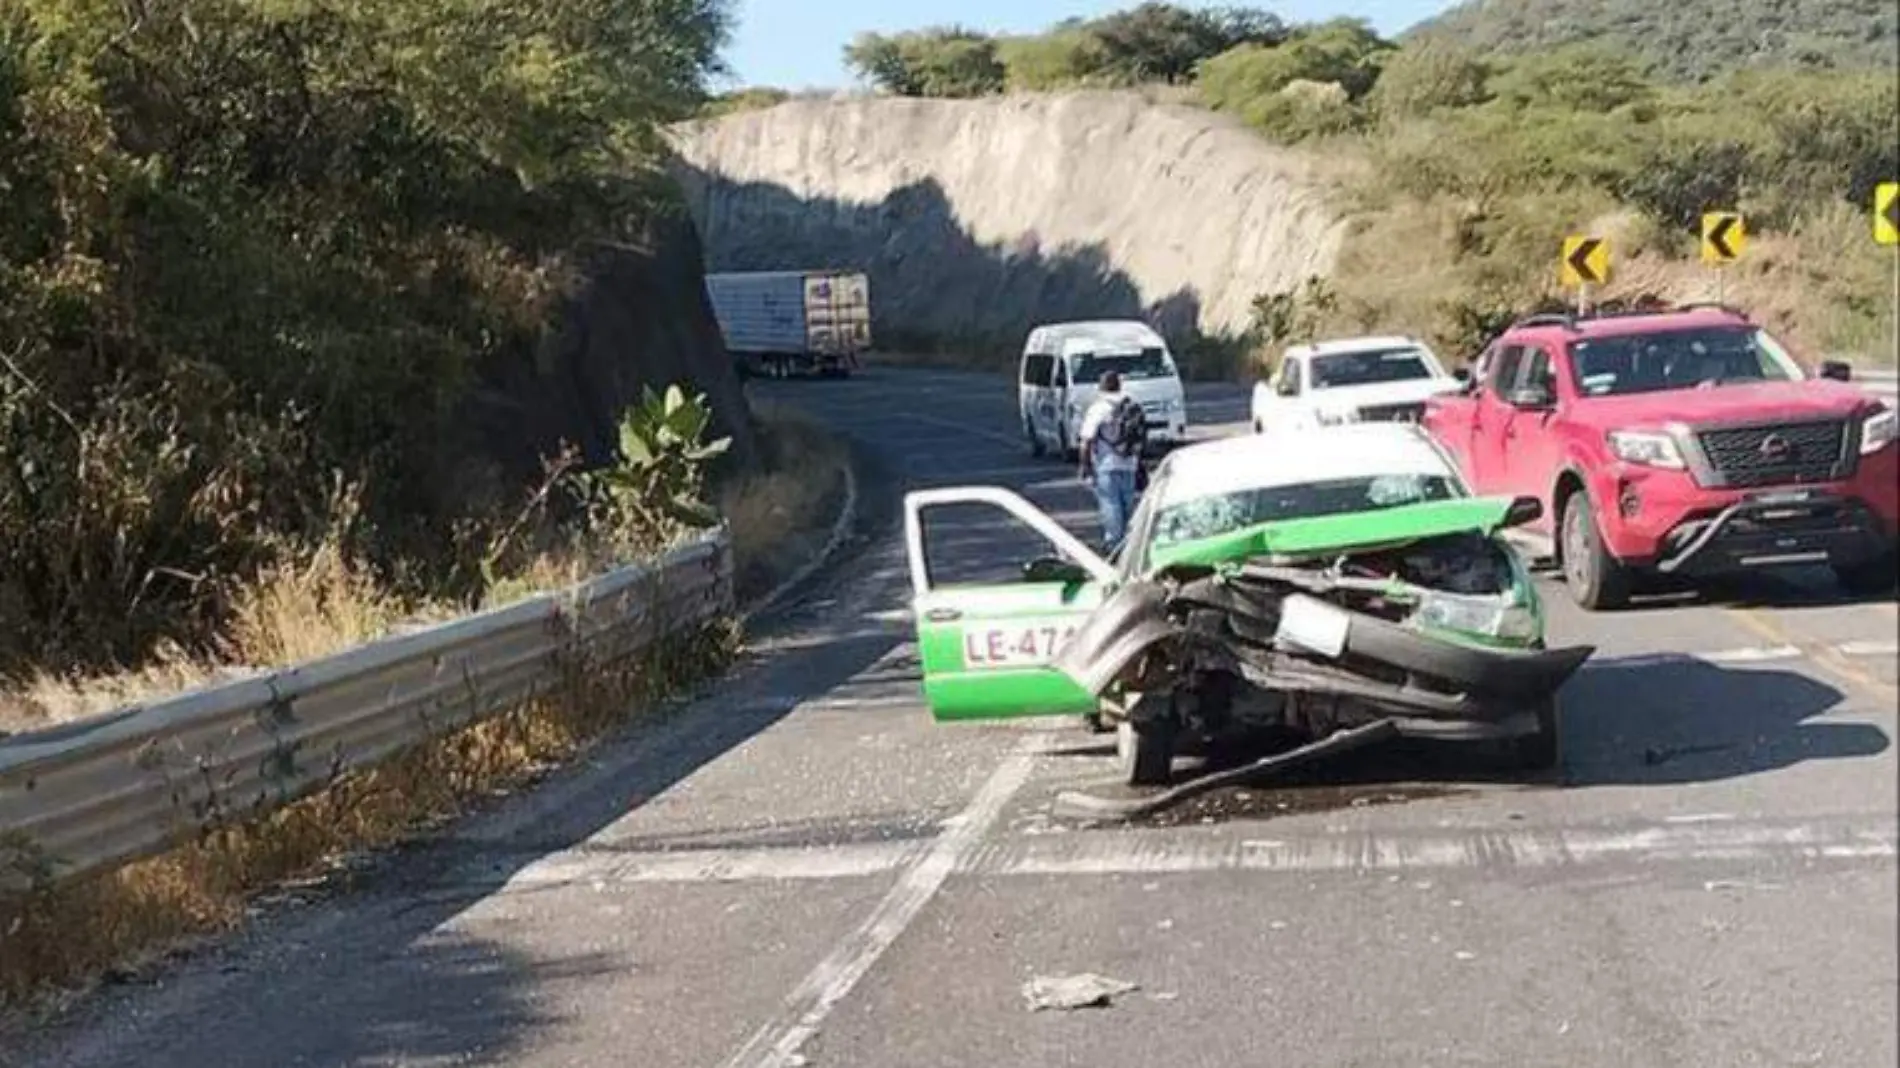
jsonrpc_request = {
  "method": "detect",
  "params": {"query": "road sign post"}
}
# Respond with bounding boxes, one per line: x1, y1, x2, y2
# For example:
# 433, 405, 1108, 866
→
1700, 211, 1744, 305
1560, 236, 1609, 314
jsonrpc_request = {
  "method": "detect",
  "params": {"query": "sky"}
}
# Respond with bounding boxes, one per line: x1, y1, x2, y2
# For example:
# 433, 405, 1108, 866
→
717, 0, 1456, 91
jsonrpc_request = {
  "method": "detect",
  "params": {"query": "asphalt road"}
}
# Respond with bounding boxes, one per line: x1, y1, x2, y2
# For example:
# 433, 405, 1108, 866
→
12, 367, 1897, 1068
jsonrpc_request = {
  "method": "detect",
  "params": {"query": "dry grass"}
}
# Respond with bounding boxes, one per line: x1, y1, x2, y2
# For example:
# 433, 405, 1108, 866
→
0, 545, 411, 734
0, 620, 736, 1010
1309, 184, 1899, 369
0, 402, 852, 1012
716, 399, 852, 604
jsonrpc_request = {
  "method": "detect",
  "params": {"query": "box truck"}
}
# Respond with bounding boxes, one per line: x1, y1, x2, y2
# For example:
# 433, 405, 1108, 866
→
704, 270, 872, 378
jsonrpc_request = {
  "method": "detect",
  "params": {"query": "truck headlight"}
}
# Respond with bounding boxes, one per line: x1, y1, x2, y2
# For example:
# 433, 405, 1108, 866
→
1860, 408, 1896, 455
1414, 593, 1540, 643
1607, 429, 1685, 469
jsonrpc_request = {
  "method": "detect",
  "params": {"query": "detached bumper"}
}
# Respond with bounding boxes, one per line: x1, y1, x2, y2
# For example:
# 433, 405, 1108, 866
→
1052, 576, 1594, 726
1653, 492, 1893, 575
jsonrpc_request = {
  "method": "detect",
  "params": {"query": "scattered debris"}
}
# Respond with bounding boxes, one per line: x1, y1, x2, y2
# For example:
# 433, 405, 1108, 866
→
1023, 973, 1140, 1011
1054, 721, 1399, 820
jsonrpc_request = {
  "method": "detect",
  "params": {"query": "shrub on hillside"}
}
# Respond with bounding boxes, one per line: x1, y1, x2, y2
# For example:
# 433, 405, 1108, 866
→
998, 29, 1122, 91
0, 1, 731, 678
1366, 39, 1492, 120
1195, 18, 1390, 138
844, 27, 1006, 97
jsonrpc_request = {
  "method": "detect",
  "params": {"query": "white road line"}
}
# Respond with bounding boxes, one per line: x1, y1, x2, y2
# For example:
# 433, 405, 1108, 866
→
1839, 640, 1900, 658
477, 817, 1896, 892
718, 734, 1044, 1068
498, 841, 922, 889
797, 694, 924, 711
968, 820, 1896, 875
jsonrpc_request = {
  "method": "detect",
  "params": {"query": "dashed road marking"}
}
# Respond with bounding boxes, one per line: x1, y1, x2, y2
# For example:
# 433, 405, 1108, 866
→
1729, 608, 1898, 705
481, 817, 1895, 891
1839, 639, 1900, 658
718, 732, 1045, 1068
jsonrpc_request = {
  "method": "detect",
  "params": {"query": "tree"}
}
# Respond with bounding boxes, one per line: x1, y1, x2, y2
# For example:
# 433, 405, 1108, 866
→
1196, 18, 1390, 113
1089, 3, 1285, 85
844, 32, 922, 95
1486, 44, 1653, 112
1367, 39, 1491, 120
998, 29, 1115, 90
843, 27, 1004, 97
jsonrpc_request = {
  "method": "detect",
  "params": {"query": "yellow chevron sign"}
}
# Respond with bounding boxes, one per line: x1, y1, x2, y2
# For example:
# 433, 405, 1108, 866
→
1701, 212, 1744, 264
1876, 182, 1898, 246
1560, 235, 1609, 287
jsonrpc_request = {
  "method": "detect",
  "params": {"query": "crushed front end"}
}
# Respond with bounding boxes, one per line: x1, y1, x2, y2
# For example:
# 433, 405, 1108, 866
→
1053, 512, 1595, 750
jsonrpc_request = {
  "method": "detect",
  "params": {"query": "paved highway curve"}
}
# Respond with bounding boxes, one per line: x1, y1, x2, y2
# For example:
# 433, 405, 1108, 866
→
13, 368, 1897, 1068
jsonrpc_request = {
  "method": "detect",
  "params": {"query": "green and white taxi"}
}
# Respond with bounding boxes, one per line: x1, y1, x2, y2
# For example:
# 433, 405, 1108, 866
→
904, 422, 1595, 785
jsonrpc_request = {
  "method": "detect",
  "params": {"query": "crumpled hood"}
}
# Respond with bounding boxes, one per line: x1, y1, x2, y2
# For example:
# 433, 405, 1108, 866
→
1147, 497, 1518, 571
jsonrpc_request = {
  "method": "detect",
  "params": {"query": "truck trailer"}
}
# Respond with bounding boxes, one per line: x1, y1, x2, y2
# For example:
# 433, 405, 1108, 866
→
704, 270, 872, 378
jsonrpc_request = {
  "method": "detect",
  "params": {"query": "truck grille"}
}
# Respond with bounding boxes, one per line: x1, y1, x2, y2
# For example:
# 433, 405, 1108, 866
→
1693, 419, 1849, 487
1357, 402, 1426, 423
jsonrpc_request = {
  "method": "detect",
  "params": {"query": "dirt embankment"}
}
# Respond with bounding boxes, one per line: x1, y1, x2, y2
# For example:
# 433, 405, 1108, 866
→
463, 210, 758, 479
665, 91, 1347, 353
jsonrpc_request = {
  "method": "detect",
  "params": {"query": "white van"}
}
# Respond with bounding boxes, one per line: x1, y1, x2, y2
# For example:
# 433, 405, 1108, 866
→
1018, 319, 1188, 461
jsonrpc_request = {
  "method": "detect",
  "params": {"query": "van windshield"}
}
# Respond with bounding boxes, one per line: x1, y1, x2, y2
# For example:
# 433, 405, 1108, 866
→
1072, 347, 1174, 384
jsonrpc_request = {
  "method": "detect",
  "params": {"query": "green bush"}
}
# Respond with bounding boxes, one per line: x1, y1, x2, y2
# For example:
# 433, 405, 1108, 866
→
0, 0, 731, 677
1366, 39, 1491, 120
844, 28, 1005, 97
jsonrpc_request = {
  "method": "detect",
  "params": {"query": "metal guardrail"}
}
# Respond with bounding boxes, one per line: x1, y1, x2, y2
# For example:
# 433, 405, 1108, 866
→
0, 530, 733, 892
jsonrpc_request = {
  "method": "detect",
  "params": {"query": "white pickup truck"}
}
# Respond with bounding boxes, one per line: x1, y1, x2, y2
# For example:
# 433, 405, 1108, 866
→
1251, 335, 1463, 434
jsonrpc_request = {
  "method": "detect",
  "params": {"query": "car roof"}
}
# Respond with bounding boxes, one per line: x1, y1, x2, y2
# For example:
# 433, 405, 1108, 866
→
1153, 423, 1459, 509
1288, 335, 1428, 360
1028, 319, 1166, 351
1506, 306, 1755, 344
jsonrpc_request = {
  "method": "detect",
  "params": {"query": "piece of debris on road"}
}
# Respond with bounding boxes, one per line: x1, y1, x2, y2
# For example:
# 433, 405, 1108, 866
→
1023, 973, 1140, 1011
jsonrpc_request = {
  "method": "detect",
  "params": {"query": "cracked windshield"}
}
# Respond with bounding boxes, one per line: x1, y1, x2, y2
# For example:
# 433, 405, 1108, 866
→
2, 0, 1895, 1065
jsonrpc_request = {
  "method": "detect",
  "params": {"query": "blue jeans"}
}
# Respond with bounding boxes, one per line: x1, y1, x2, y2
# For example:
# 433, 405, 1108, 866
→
1092, 467, 1138, 554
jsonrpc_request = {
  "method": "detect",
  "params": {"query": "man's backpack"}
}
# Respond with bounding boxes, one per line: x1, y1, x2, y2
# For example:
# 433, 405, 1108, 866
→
1098, 395, 1147, 457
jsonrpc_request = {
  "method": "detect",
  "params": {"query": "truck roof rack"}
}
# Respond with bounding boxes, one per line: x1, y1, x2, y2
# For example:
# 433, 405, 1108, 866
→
1672, 301, 1752, 319
1508, 312, 1578, 331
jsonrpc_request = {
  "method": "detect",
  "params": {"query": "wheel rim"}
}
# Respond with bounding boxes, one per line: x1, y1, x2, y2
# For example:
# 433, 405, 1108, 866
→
1562, 499, 1591, 589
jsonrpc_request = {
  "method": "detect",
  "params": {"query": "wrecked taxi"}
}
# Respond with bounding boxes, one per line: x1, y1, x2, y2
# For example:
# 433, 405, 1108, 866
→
903, 422, 1595, 786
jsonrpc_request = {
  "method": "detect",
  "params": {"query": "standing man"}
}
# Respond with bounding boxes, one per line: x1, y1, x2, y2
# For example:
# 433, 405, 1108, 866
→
1077, 370, 1145, 553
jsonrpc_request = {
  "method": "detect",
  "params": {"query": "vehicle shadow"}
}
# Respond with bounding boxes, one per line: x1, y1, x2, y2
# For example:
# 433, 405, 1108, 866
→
1135, 654, 1884, 797
1551, 655, 1887, 786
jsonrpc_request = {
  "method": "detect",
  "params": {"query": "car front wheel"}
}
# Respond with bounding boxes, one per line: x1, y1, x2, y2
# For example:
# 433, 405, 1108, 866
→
1116, 717, 1175, 786
1560, 491, 1631, 610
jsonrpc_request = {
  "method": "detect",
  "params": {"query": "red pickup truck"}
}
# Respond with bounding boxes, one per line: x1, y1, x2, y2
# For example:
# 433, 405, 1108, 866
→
1422, 305, 1898, 609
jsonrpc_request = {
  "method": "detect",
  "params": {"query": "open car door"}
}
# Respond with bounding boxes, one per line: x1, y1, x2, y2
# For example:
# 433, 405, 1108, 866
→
903, 487, 1117, 721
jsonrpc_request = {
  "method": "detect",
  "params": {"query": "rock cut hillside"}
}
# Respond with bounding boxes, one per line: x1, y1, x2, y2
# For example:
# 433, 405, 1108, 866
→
665, 91, 1346, 352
